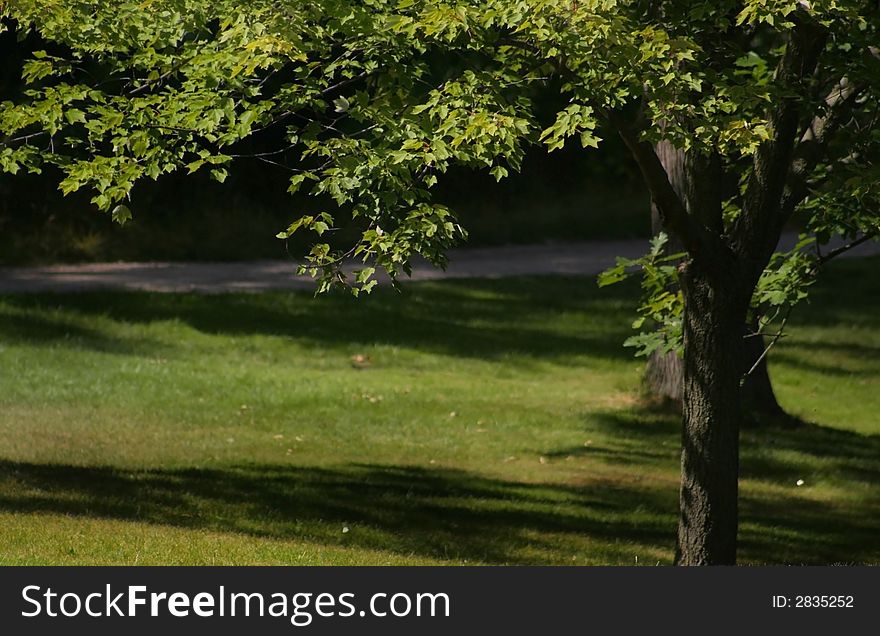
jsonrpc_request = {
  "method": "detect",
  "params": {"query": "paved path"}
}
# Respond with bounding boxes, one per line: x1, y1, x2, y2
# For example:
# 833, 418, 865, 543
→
1, 233, 877, 293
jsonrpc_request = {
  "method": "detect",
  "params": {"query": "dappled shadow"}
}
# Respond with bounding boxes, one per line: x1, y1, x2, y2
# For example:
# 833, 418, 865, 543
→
740, 423, 880, 563
545, 400, 880, 492
0, 446, 875, 563
740, 493, 880, 565
589, 406, 679, 442
782, 256, 880, 329
0, 309, 163, 356
0, 460, 676, 564
1, 261, 878, 564
771, 333, 880, 379
741, 422, 880, 486
0, 277, 638, 363
547, 408, 680, 468
541, 402, 879, 563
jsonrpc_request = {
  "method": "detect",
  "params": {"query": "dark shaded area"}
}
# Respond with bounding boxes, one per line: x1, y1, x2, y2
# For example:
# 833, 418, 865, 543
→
579, 389, 871, 563
0, 310, 163, 356
739, 489, 880, 566
771, 343, 880, 378
0, 145, 649, 266
0, 430, 876, 564
780, 257, 880, 329
741, 422, 880, 487
0, 460, 677, 564
548, 407, 680, 468
0, 277, 640, 364
543, 401, 879, 564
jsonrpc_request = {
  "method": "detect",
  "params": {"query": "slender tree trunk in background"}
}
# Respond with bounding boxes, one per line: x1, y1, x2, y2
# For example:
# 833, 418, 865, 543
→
675, 265, 747, 565
645, 348, 682, 402
645, 142, 785, 423
646, 142, 686, 402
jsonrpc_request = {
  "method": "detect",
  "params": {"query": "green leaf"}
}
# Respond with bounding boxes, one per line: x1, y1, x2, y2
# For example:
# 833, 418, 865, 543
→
64, 109, 86, 125
355, 267, 375, 284
111, 204, 132, 225
489, 165, 508, 181
333, 96, 350, 113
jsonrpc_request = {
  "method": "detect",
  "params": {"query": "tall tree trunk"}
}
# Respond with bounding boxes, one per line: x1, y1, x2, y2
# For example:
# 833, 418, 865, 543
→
645, 142, 785, 422
675, 265, 747, 565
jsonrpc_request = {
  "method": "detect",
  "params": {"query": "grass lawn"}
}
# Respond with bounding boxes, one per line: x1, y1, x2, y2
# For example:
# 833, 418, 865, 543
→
0, 258, 878, 565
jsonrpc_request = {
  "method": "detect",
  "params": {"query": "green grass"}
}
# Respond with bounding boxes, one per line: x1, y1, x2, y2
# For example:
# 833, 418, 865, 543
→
0, 259, 878, 565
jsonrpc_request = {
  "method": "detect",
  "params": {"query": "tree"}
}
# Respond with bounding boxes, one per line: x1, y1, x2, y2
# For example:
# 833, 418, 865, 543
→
2, 0, 878, 565
645, 143, 786, 423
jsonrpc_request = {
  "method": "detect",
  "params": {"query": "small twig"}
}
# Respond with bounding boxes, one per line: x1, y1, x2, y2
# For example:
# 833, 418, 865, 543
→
743, 331, 788, 340
817, 230, 879, 266
744, 306, 793, 379
248, 110, 293, 136
744, 229, 877, 378
6, 131, 49, 145
320, 71, 371, 96
127, 55, 198, 96
229, 142, 298, 159
253, 156, 297, 171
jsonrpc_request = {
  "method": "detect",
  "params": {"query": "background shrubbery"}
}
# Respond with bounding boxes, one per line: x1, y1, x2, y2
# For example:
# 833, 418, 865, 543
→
0, 137, 649, 265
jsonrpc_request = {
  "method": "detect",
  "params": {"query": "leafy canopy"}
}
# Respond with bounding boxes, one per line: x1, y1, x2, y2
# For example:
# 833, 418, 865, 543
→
1, 1, 878, 334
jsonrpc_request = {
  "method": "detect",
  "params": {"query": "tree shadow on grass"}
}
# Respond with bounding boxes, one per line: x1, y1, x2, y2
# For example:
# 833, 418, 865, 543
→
1, 261, 878, 563
780, 256, 880, 330
0, 397, 876, 564
0, 310, 163, 356
739, 491, 880, 565
0, 460, 677, 565
740, 422, 880, 487
0, 440, 875, 564
547, 409, 680, 468
545, 403, 880, 563
771, 341, 880, 378
739, 422, 880, 564
0, 277, 639, 364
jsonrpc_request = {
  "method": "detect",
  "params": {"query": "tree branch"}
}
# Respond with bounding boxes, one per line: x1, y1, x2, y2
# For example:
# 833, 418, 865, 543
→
816, 230, 879, 266
780, 77, 865, 219
743, 228, 878, 380
732, 10, 828, 275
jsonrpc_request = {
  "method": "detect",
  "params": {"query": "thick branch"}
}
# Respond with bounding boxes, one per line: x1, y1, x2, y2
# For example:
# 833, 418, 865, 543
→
780, 78, 865, 219
733, 11, 828, 277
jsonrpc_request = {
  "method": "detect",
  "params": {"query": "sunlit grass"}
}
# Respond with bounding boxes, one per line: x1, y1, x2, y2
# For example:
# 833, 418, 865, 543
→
0, 259, 877, 565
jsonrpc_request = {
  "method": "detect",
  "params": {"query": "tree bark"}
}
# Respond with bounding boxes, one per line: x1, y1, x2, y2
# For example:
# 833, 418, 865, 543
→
644, 142, 686, 402
645, 350, 683, 402
675, 265, 747, 565
631, 141, 745, 564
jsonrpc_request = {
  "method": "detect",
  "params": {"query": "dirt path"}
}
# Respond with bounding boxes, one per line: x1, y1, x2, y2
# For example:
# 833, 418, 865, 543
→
1, 233, 877, 293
